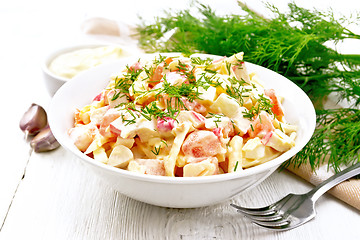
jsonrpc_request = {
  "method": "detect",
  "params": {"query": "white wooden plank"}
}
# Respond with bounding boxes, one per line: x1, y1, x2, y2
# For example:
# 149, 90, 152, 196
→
0, 43, 49, 228
1, 145, 359, 240
0, 0, 53, 225
0, 134, 31, 227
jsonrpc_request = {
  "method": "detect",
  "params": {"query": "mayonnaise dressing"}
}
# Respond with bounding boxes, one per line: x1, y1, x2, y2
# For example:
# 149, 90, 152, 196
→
49, 46, 125, 79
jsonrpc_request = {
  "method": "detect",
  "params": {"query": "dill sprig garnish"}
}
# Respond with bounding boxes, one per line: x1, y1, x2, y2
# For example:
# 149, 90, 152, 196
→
140, 100, 179, 121
191, 56, 213, 66
151, 145, 162, 156
113, 64, 143, 100
136, 1, 360, 172
224, 76, 251, 105
242, 94, 274, 119
206, 112, 226, 128
234, 161, 239, 172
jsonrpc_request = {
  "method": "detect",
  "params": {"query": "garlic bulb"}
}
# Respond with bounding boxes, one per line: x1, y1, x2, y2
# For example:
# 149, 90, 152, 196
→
19, 103, 47, 138
30, 126, 60, 153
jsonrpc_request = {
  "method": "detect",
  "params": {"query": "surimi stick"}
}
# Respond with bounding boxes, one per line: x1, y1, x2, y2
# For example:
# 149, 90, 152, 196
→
164, 122, 192, 176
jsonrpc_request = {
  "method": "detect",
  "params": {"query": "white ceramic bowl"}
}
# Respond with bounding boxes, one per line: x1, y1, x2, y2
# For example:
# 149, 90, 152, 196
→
42, 44, 139, 96
49, 53, 316, 208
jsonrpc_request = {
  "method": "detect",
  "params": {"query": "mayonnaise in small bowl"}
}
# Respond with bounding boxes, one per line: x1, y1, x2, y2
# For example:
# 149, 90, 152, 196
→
49, 46, 127, 79
43, 44, 137, 96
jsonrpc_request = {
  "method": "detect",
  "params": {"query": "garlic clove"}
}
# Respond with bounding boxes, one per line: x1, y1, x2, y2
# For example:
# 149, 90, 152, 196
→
30, 126, 60, 152
19, 103, 48, 137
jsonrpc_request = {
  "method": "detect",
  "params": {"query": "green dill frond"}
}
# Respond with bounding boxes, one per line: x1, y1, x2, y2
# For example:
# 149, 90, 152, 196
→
282, 108, 360, 172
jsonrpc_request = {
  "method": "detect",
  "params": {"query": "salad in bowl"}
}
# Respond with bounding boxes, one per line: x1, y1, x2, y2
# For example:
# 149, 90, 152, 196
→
49, 51, 315, 208
69, 52, 297, 177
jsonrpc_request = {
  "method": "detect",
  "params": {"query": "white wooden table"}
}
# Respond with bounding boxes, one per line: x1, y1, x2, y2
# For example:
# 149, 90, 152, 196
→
1, 0, 359, 239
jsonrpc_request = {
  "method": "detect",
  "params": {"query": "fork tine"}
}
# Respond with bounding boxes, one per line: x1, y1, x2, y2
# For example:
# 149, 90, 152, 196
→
240, 211, 283, 222
230, 194, 294, 216
230, 204, 276, 215
252, 218, 290, 229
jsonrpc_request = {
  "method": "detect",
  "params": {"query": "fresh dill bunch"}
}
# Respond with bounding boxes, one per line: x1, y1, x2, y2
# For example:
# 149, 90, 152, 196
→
282, 108, 360, 173
136, 2, 360, 106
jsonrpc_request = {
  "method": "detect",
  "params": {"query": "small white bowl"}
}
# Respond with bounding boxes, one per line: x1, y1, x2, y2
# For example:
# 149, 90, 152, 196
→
49, 53, 316, 208
42, 44, 139, 96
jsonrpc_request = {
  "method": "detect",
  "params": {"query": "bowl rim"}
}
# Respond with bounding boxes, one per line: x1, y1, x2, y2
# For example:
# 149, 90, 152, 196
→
49, 53, 316, 185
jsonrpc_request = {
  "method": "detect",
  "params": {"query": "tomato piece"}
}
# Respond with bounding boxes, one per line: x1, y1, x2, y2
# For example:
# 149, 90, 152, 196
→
157, 117, 175, 132
148, 64, 164, 87
93, 92, 103, 101
164, 57, 173, 66
129, 61, 142, 72
99, 109, 121, 138
182, 130, 223, 158
264, 89, 284, 119
248, 111, 275, 138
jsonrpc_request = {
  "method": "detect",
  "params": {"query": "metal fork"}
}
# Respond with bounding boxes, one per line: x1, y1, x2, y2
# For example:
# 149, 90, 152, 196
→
231, 162, 360, 231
